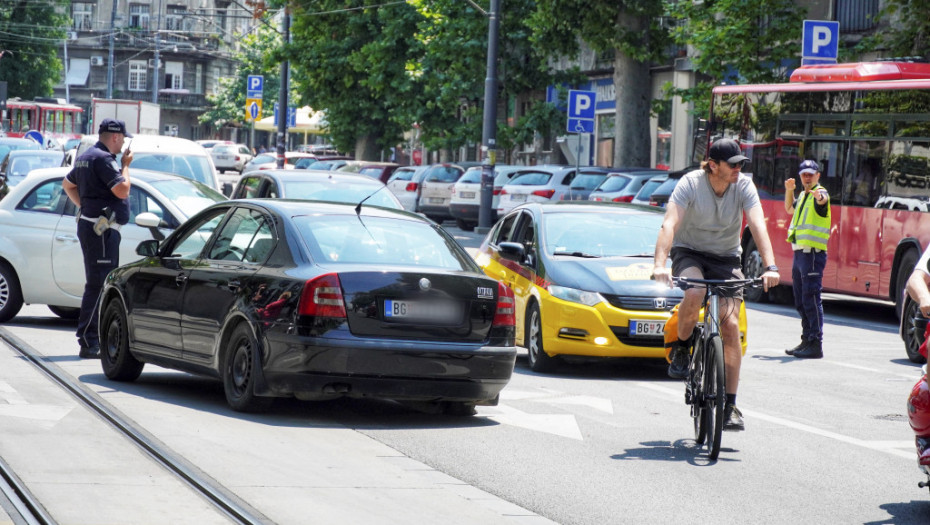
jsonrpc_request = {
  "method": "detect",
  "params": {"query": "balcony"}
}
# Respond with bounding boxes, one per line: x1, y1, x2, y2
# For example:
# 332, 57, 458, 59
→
836, 0, 879, 33
122, 90, 208, 111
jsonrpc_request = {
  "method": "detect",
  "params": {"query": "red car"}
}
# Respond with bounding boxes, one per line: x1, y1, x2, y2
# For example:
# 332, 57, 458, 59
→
907, 323, 930, 492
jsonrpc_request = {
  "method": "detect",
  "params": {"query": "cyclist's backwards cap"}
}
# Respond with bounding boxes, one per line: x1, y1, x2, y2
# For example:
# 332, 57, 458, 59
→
708, 138, 749, 164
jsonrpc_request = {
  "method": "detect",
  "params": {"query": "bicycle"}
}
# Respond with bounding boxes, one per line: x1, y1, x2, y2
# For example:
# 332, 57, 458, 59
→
671, 276, 762, 460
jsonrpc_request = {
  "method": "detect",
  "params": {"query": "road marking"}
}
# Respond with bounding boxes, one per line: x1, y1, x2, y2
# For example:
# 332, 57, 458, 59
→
542, 395, 614, 414
0, 380, 72, 422
638, 382, 915, 460
481, 405, 583, 440
827, 360, 918, 380
0, 381, 26, 404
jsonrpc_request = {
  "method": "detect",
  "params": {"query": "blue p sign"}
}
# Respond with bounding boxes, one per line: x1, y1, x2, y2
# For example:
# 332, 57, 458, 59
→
247, 75, 264, 99
802, 20, 839, 61
567, 89, 596, 134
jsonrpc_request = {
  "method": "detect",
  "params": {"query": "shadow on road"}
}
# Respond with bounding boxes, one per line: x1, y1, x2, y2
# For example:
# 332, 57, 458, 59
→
610, 439, 740, 466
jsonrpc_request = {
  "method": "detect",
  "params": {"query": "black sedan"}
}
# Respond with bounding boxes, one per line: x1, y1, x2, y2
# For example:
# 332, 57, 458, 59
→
99, 199, 517, 413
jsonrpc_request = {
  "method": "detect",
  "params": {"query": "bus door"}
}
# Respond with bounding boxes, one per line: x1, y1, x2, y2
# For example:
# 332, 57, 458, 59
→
835, 140, 884, 296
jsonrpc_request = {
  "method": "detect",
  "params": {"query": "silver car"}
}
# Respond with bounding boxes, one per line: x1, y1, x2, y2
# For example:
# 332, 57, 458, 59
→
0, 167, 226, 322
386, 165, 428, 211
588, 169, 667, 203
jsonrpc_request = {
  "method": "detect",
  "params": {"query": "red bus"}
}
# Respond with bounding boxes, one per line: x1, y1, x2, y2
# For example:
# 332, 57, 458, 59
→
2, 97, 84, 143
708, 61, 930, 325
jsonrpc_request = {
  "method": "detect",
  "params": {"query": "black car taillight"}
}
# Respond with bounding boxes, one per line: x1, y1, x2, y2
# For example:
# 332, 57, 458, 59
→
493, 282, 515, 327
298, 273, 347, 318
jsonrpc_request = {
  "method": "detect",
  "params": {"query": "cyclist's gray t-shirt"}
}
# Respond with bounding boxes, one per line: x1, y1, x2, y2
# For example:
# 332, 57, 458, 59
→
669, 169, 760, 258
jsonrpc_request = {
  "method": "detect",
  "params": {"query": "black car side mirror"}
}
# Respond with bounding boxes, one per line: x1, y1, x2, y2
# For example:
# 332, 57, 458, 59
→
498, 241, 525, 262
136, 239, 159, 257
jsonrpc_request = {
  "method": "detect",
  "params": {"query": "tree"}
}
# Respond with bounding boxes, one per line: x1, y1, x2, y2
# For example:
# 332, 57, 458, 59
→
0, 0, 69, 98
856, 0, 930, 59
664, 0, 805, 120
199, 26, 284, 133
527, 1, 669, 168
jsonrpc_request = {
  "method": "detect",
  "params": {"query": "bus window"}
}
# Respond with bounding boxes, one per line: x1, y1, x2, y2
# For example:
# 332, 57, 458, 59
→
841, 142, 883, 207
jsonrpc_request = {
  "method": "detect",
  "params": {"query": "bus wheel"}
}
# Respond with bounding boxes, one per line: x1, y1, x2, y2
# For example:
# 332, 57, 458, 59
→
896, 249, 918, 320
742, 238, 766, 303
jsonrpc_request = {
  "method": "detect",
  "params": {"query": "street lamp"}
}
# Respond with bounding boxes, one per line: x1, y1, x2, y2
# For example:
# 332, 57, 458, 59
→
477, 0, 500, 233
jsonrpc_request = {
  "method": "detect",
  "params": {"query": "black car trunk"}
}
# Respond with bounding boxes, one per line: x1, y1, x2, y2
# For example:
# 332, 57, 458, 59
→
339, 271, 498, 343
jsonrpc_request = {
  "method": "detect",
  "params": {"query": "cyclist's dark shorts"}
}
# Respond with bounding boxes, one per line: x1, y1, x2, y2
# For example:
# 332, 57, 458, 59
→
670, 247, 745, 299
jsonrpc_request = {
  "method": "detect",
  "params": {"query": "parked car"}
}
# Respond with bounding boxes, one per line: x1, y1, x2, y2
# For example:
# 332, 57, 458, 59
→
647, 166, 697, 207
74, 134, 221, 192
337, 161, 400, 183
195, 139, 234, 151
496, 165, 585, 216
0, 167, 226, 322
588, 168, 667, 203
98, 199, 517, 413
211, 143, 253, 174
294, 155, 352, 170
0, 150, 65, 200
473, 201, 748, 372
631, 173, 668, 206
386, 165, 428, 211
448, 165, 524, 231
563, 167, 613, 201
0, 137, 42, 163
231, 169, 403, 209
415, 163, 467, 223
243, 152, 315, 172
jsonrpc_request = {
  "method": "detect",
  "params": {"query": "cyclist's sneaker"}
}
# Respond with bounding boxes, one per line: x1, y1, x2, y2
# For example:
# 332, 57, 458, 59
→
785, 340, 808, 356
724, 404, 745, 432
667, 345, 690, 379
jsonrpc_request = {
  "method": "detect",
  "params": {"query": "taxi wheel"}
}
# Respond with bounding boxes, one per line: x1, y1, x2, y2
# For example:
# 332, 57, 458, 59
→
526, 302, 558, 373
223, 324, 273, 413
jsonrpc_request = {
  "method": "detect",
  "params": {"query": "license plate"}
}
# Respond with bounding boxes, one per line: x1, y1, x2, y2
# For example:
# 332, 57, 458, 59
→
510, 194, 526, 202
460, 191, 475, 199
385, 300, 461, 323
217, 155, 230, 160
629, 320, 665, 336
428, 197, 444, 204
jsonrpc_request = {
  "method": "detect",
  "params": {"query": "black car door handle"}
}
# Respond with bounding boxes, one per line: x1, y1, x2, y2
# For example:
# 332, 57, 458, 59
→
175, 274, 188, 286
228, 279, 241, 291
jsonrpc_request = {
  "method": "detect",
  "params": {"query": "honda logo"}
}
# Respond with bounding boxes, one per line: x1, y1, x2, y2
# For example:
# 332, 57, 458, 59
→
653, 298, 667, 309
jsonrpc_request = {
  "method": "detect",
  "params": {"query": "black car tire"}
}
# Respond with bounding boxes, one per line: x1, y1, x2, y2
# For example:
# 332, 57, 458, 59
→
902, 296, 929, 364
48, 305, 80, 320
741, 238, 766, 303
455, 219, 475, 232
223, 324, 273, 412
100, 299, 144, 381
526, 302, 558, 373
443, 401, 477, 416
0, 261, 23, 323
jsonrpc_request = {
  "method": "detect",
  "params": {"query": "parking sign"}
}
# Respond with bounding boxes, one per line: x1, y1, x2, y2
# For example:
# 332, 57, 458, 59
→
802, 20, 839, 65
247, 75, 264, 99
567, 89, 596, 134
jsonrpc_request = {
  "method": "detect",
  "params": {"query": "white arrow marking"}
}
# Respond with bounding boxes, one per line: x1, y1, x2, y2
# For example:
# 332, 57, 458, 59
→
0, 381, 27, 404
0, 405, 72, 421
481, 405, 583, 440
541, 395, 614, 414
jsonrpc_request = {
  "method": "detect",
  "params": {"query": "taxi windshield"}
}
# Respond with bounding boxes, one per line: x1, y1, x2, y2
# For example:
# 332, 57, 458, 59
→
544, 211, 662, 258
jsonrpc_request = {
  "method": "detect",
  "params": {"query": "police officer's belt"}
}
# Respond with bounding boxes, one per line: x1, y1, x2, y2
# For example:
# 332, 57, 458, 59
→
80, 214, 122, 232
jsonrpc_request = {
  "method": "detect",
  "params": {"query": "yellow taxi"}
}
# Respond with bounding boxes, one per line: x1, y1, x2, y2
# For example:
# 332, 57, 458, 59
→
474, 202, 747, 372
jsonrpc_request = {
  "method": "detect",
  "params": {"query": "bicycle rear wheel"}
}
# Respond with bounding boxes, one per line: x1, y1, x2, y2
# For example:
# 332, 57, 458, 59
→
690, 334, 706, 444
704, 335, 726, 460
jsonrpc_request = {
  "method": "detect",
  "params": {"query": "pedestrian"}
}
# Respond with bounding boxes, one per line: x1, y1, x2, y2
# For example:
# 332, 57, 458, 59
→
906, 245, 930, 356
653, 137, 780, 431
783, 159, 831, 359
61, 118, 134, 359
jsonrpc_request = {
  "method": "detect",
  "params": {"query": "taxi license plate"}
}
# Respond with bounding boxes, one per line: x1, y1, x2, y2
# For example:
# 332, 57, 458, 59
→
385, 300, 460, 323
510, 194, 526, 202
460, 191, 475, 199
629, 320, 665, 336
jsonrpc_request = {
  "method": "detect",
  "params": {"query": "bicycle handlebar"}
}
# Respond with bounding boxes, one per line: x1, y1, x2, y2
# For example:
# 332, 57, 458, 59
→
671, 276, 763, 291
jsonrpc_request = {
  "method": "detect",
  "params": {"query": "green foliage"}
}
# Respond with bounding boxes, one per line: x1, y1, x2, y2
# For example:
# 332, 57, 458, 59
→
0, 0, 69, 98
664, 0, 805, 118
856, 0, 930, 59
200, 26, 284, 129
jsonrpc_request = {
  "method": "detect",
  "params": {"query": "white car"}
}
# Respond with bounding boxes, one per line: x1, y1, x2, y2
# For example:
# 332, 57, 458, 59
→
496, 165, 579, 216
211, 143, 253, 174
385, 165, 428, 211
0, 167, 226, 322
448, 165, 524, 231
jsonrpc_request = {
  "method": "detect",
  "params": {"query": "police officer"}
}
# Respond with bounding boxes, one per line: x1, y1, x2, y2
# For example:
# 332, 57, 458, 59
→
62, 119, 134, 358
783, 159, 831, 359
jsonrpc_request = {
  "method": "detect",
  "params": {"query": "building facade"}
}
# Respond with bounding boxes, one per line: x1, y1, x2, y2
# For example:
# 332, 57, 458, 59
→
55, 0, 254, 140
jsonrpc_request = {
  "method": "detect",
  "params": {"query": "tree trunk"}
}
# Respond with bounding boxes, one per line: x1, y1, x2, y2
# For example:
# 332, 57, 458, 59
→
354, 134, 382, 161
612, 15, 653, 168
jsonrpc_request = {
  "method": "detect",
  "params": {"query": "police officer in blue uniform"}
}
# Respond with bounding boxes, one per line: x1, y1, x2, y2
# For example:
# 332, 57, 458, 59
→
62, 119, 134, 358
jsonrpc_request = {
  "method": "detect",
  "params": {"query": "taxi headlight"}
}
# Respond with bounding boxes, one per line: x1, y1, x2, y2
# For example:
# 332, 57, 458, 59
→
548, 285, 604, 307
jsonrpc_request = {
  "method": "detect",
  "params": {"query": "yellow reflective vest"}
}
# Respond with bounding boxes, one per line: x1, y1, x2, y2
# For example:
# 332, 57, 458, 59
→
787, 184, 831, 251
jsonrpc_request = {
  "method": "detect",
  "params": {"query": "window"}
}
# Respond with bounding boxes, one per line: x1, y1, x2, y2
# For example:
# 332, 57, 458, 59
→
16, 179, 64, 214
165, 62, 183, 90
72, 3, 94, 31
129, 60, 147, 91
170, 210, 227, 259
129, 4, 150, 29
165, 5, 185, 31
195, 63, 203, 94
128, 187, 169, 225
209, 208, 269, 262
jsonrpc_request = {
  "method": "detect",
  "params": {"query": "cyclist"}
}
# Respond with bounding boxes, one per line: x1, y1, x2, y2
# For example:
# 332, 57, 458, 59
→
653, 138, 780, 431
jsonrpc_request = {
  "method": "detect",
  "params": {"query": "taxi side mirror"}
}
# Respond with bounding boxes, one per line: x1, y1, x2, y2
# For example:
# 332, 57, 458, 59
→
498, 241, 525, 262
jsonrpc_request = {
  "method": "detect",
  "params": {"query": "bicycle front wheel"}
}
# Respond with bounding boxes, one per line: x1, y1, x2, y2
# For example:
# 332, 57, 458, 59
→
704, 335, 726, 460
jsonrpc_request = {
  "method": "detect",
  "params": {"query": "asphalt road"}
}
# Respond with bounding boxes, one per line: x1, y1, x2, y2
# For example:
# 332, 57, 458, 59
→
0, 223, 927, 524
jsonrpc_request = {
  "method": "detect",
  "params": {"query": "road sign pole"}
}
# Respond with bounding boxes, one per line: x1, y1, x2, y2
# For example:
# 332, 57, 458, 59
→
477, 0, 501, 233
